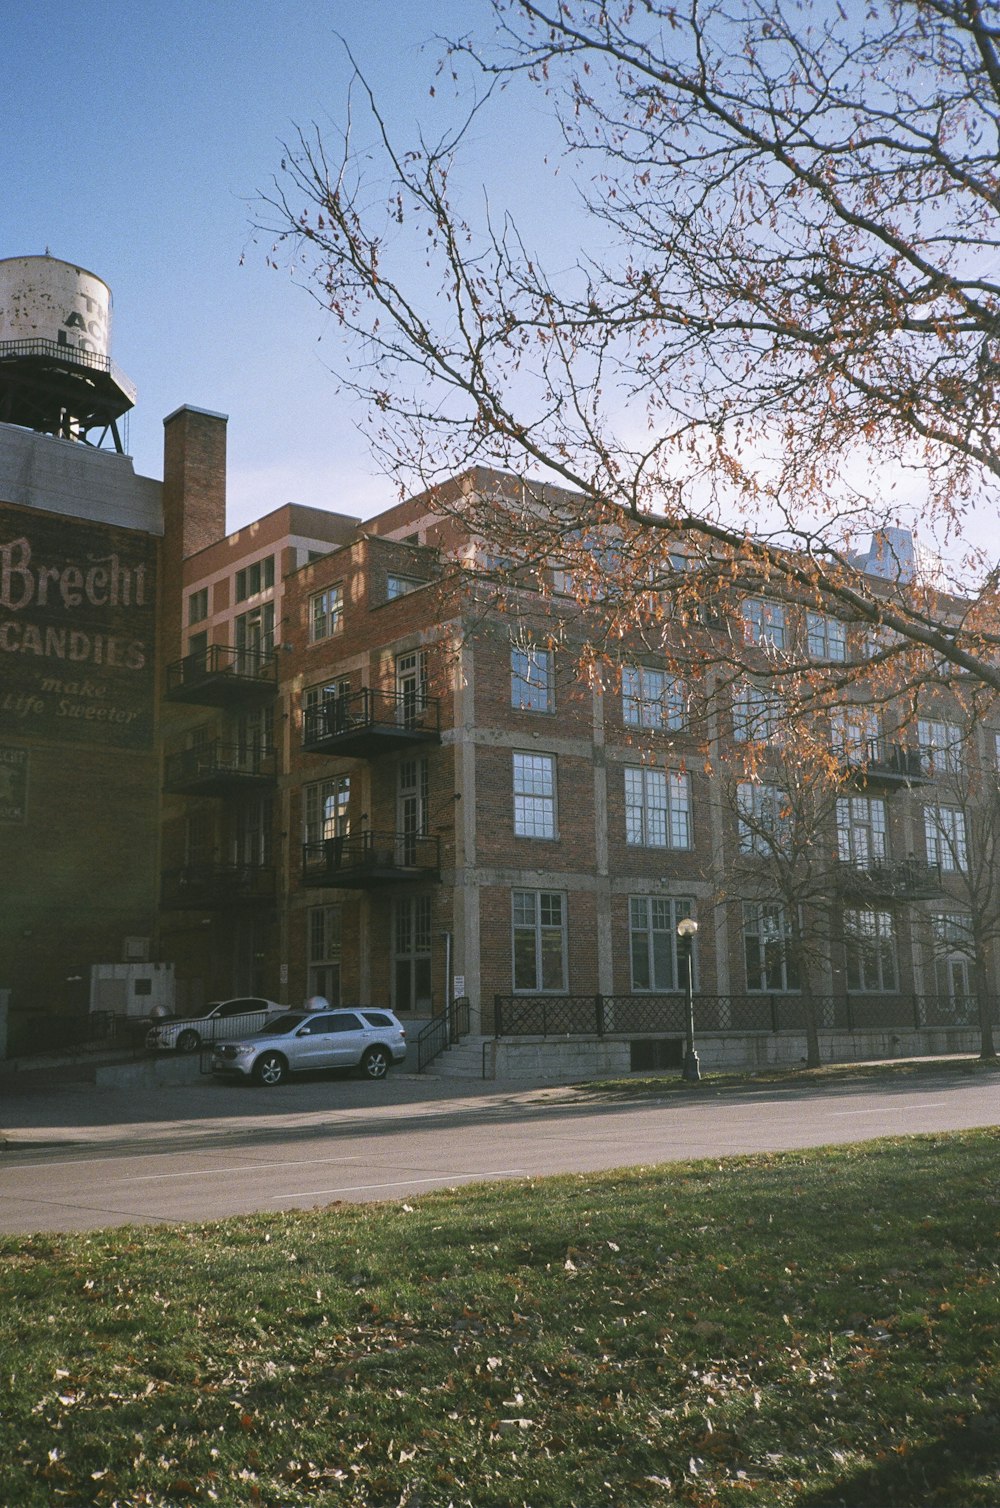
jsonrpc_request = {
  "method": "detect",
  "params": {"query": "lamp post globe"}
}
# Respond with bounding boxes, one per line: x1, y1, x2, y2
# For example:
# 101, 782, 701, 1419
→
676, 917, 700, 1083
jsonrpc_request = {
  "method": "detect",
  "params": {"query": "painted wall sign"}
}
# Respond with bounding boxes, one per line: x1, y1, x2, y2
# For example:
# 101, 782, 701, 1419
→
0, 508, 156, 749
0, 745, 28, 823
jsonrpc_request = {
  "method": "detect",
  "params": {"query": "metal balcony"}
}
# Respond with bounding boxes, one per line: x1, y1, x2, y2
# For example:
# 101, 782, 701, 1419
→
836, 736, 929, 788
302, 688, 441, 758
163, 742, 277, 796
165, 645, 278, 707
301, 831, 440, 889
836, 857, 943, 901
160, 863, 276, 909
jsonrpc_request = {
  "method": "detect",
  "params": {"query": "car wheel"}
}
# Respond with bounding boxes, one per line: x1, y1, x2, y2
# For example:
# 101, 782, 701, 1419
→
360, 1045, 390, 1081
176, 1029, 200, 1053
253, 1052, 287, 1087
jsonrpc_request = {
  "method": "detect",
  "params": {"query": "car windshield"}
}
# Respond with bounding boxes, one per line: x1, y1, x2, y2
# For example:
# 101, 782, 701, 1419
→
254, 1013, 306, 1035
190, 1003, 223, 1019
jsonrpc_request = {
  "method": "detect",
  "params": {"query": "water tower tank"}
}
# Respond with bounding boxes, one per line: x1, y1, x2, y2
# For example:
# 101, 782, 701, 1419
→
0, 255, 136, 450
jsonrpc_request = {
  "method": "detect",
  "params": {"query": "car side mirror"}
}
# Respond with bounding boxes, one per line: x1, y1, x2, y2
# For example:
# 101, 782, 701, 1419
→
296, 1026, 312, 1036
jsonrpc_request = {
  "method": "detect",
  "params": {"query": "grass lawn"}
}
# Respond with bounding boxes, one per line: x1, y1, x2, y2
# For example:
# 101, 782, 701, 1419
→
2, 1128, 999, 1506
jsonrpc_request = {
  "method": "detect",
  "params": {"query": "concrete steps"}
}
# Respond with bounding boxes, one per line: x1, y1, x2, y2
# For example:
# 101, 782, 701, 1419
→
420, 1035, 492, 1079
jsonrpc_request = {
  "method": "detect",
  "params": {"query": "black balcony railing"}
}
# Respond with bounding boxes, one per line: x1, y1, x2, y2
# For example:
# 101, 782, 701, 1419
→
165, 645, 278, 706
301, 830, 441, 888
492, 991, 994, 1037
836, 857, 943, 900
161, 863, 275, 909
302, 688, 441, 757
163, 741, 277, 795
836, 736, 928, 786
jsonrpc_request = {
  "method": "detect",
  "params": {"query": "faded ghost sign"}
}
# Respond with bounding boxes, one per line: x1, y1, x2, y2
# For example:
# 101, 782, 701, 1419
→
0, 508, 156, 749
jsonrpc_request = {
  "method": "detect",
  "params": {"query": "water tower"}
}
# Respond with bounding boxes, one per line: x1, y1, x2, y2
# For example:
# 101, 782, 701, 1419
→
0, 254, 136, 452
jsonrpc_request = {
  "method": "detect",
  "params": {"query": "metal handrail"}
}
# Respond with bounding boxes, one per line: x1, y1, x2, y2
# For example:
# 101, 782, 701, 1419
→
0, 337, 137, 402
302, 686, 441, 745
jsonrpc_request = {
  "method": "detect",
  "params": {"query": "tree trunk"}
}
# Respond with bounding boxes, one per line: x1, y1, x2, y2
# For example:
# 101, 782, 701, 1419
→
973, 952, 997, 1060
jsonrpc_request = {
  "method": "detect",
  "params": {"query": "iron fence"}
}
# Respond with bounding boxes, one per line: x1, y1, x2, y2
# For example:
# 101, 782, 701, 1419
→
493, 991, 995, 1038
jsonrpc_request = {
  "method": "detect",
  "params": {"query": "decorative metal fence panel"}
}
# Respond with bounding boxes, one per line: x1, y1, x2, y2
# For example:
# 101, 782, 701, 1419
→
493, 992, 996, 1039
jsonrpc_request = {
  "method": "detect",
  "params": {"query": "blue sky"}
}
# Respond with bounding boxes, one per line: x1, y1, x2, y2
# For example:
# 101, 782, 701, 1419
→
4, 0, 530, 529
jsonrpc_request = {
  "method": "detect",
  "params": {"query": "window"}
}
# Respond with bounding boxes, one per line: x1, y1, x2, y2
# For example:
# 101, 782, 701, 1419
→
931, 913, 974, 1008
830, 706, 879, 761
512, 889, 567, 992
303, 678, 352, 737
187, 628, 208, 662
236, 705, 274, 764
394, 895, 432, 1012
513, 753, 556, 839
622, 666, 685, 731
387, 573, 422, 600
235, 556, 274, 602
742, 598, 786, 651
629, 895, 695, 991
836, 796, 888, 865
234, 602, 274, 667
924, 804, 967, 872
187, 587, 208, 625
310, 586, 344, 642
732, 683, 786, 743
624, 767, 691, 849
233, 796, 272, 866
736, 782, 790, 856
303, 777, 351, 846
743, 903, 800, 992
511, 645, 554, 712
918, 718, 962, 775
806, 612, 846, 662
308, 905, 342, 1004
396, 649, 428, 725
844, 909, 898, 992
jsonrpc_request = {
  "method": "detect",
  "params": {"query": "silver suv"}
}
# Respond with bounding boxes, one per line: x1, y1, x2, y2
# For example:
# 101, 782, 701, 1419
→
210, 1007, 407, 1086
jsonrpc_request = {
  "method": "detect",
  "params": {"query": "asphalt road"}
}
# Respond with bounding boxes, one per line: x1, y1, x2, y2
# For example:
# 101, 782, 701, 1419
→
0, 1065, 997, 1235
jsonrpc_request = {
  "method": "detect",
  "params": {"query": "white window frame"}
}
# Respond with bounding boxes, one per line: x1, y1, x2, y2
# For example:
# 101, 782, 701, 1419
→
742, 598, 786, 651
924, 804, 967, 872
743, 903, 800, 993
917, 718, 963, 776
303, 777, 351, 847
733, 683, 786, 743
512, 889, 567, 993
308, 905, 342, 1004
624, 767, 691, 849
806, 611, 847, 662
511, 645, 554, 712
629, 895, 695, 992
736, 782, 790, 856
310, 586, 344, 643
844, 909, 898, 993
835, 795, 888, 865
622, 666, 685, 731
513, 752, 556, 839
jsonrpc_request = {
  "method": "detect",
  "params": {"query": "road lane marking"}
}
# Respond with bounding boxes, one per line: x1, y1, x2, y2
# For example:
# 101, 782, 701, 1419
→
828, 1101, 948, 1117
272, 1170, 529, 1200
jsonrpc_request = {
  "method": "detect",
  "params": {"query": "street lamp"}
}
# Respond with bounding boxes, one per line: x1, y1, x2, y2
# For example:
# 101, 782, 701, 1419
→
676, 917, 700, 1082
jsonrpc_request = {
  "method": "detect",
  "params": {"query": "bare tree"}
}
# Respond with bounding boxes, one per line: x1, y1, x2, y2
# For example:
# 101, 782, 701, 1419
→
259, 0, 1000, 695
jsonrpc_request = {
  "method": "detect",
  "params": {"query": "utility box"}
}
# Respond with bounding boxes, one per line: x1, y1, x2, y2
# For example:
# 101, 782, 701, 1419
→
90, 962, 175, 1020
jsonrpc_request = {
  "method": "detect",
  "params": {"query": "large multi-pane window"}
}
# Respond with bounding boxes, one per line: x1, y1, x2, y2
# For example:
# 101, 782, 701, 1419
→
629, 896, 695, 992
830, 706, 879, 761
742, 598, 786, 651
844, 909, 898, 992
918, 718, 962, 775
308, 905, 342, 1004
931, 913, 974, 1007
310, 586, 344, 642
396, 649, 428, 724
187, 587, 208, 625
924, 804, 967, 871
624, 767, 691, 848
303, 677, 352, 737
743, 903, 800, 992
806, 612, 847, 661
234, 602, 274, 668
732, 683, 786, 743
513, 752, 556, 839
622, 666, 685, 731
512, 890, 567, 992
233, 797, 272, 867
737, 782, 790, 856
394, 895, 432, 1012
235, 556, 274, 602
303, 777, 351, 846
511, 645, 554, 712
835, 795, 888, 865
